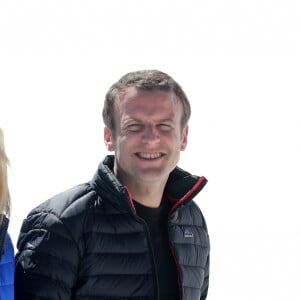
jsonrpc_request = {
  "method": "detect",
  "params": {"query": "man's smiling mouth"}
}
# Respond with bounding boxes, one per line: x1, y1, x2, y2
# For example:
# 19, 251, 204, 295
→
136, 152, 164, 160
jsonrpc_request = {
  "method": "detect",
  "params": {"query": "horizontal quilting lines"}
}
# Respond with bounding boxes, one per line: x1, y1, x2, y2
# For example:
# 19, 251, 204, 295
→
180, 264, 205, 290
169, 202, 206, 227
85, 230, 148, 254
77, 247, 154, 298
171, 242, 209, 267
168, 201, 209, 292
76, 209, 155, 298
74, 273, 154, 298
84, 210, 149, 254
85, 214, 145, 234
16, 247, 77, 294
80, 252, 152, 276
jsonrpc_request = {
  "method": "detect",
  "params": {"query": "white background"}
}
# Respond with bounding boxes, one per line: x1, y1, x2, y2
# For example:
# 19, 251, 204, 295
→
1, 0, 300, 299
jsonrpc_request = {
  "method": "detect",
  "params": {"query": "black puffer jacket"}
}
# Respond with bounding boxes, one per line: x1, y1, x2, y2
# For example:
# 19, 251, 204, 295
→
15, 155, 210, 300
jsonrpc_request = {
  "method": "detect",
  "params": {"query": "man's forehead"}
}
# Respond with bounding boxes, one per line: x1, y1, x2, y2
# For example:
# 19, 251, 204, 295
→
116, 87, 179, 104
115, 91, 183, 124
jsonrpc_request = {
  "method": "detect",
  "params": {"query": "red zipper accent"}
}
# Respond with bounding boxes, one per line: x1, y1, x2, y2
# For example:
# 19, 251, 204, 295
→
124, 186, 137, 215
169, 176, 206, 215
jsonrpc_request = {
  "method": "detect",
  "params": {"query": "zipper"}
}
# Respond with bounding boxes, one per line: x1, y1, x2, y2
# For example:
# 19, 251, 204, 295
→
124, 186, 159, 300
140, 218, 159, 300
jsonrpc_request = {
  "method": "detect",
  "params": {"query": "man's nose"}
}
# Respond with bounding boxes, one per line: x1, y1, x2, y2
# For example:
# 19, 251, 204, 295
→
142, 125, 160, 143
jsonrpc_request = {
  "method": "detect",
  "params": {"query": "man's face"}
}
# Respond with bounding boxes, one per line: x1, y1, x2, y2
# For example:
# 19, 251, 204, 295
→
104, 87, 188, 187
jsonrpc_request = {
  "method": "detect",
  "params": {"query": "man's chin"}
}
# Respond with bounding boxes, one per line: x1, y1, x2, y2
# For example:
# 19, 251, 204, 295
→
135, 169, 169, 183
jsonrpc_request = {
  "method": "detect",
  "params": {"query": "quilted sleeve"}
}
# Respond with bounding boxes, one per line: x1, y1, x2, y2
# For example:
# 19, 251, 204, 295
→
15, 210, 81, 300
200, 253, 209, 299
200, 209, 210, 300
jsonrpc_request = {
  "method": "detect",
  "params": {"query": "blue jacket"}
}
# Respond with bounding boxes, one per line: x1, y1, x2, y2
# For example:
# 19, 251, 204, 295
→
0, 216, 14, 300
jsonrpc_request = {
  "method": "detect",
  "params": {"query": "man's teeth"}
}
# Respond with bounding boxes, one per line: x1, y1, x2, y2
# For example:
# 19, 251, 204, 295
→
138, 153, 162, 159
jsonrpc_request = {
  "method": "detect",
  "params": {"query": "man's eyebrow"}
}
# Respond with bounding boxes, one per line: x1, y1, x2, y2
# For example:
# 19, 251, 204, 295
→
159, 118, 174, 122
123, 117, 142, 124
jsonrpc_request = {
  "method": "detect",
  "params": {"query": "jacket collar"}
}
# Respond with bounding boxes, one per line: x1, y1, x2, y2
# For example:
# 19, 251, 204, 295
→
91, 155, 207, 213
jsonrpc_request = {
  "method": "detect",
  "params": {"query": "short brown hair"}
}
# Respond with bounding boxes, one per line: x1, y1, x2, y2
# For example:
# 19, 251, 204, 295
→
102, 70, 191, 135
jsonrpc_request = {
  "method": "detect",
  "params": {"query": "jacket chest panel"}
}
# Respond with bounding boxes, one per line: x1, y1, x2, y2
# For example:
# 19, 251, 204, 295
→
74, 211, 156, 298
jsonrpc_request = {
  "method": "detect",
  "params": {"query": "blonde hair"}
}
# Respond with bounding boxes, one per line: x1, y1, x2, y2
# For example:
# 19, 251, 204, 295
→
0, 128, 10, 219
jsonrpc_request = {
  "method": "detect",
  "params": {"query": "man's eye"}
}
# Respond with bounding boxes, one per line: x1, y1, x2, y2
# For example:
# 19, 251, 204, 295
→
128, 124, 142, 131
158, 124, 172, 131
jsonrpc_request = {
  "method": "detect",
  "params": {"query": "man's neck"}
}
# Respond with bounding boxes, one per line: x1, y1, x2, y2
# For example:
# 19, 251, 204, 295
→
119, 178, 167, 208
113, 161, 169, 207
130, 184, 165, 208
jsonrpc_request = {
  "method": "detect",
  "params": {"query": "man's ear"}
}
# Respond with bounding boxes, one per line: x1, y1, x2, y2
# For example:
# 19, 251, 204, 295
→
104, 127, 115, 151
180, 125, 188, 151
